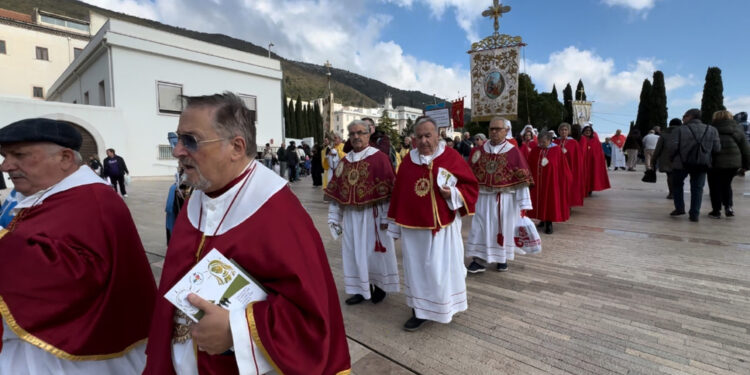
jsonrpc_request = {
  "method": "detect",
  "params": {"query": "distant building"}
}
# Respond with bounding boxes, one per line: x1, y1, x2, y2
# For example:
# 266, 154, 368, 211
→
0, 15, 283, 177
0, 8, 94, 100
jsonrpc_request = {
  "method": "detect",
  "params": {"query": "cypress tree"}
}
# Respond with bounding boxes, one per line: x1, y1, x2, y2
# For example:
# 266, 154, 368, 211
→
575, 79, 587, 101
563, 83, 573, 124
294, 95, 303, 138
651, 71, 668, 129
287, 99, 296, 138
700, 66, 726, 124
551, 84, 559, 102
313, 101, 323, 144
635, 79, 653, 135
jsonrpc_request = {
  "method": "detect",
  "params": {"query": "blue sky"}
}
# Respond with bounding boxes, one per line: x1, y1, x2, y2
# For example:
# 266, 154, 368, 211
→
86, 0, 750, 135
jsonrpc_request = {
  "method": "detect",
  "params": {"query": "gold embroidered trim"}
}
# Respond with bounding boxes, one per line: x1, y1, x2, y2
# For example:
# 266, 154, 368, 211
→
0, 296, 146, 361
414, 177, 430, 197
172, 310, 195, 344
336, 369, 352, 375
0, 228, 8, 240
246, 302, 284, 375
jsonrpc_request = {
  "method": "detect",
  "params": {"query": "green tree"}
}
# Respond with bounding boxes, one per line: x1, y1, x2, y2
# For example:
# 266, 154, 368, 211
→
313, 101, 324, 144
377, 111, 400, 147
651, 71, 668, 129
401, 117, 415, 138
286, 99, 296, 138
294, 95, 303, 138
575, 79, 587, 101
551, 84, 559, 102
635, 79, 653, 135
563, 83, 573, 124
700, 66, 726, 124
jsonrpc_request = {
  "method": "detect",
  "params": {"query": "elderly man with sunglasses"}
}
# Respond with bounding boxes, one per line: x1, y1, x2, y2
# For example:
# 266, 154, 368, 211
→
0, 118, 156, 374
146, 92, 350, 375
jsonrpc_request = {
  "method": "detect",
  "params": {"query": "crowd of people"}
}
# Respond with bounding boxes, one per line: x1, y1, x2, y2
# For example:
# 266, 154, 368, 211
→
1, 91, 747, 374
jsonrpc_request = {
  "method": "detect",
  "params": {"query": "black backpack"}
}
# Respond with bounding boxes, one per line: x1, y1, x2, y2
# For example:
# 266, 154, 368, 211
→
680, 125, 711, 171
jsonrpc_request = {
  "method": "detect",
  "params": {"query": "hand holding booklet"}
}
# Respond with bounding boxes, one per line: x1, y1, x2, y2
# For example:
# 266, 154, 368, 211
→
165, 248, 267, 322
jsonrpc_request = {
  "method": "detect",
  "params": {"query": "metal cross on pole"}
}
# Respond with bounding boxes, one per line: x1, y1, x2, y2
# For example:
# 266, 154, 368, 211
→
481, 0, 511, 33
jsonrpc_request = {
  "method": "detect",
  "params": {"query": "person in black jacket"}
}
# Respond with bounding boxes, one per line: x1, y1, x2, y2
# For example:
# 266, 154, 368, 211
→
102, 148, 129, 196
624, 129, 642, 171
286, 141, 299, 182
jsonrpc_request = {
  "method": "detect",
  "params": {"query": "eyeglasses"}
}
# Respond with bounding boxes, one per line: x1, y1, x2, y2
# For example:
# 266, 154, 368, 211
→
349, 131, 369, 137
168, 132, 224, 152
489, 127, 506, 132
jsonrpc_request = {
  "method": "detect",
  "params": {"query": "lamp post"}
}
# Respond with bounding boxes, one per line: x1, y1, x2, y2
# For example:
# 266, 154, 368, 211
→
268, 42, 274, 59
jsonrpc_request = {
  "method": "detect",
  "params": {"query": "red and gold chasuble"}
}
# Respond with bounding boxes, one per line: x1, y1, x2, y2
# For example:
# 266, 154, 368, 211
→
324, 149, 394, 206
469, 144, 533, 189
611, 134, 626, 149
388, 146, 478, 232
0, 183, 156, 360
144, 165, 351, 375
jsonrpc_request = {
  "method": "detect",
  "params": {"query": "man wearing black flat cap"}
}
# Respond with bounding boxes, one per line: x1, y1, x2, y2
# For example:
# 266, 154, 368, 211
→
0, 118, 156, 374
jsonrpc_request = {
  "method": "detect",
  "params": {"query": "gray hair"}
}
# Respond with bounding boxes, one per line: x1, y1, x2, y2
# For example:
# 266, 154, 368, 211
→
538, 131, 553, 142
558, 122, 571, 132
489, 116, 511, 130
45, 143, 83, 165
474, 133, 487, 141
183, 92, 257, 156
414, 116, 438, 132
347, 119, 368, 133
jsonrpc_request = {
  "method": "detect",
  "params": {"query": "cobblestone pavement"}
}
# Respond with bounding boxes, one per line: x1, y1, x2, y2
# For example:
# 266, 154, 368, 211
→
126, 166, 750, 374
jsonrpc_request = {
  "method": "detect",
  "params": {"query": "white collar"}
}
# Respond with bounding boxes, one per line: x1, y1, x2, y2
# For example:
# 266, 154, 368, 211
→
186, 160, 287, 236
346, 146, 378, 162
485, 140, 514, 154
409, 142, 446, 165
15, 166, 109, 210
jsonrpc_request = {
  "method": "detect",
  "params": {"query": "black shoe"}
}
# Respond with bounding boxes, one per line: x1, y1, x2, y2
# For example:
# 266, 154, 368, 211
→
544, 222, 553, 234
670, 210, 686, 216
536, 221, 545, 228
707, 211, 721, 219
403, 315, 427, 332
345, 294, 365, 305
666, 194, 673, 200
496, 263, 508, 272
725, 207, 734, 217
467, 260, 486, 274
370, 285, 386, 304
689, 215, 699, 222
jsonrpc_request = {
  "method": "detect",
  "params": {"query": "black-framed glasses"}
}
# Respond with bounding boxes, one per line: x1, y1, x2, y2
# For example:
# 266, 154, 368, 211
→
168, 132, 224, 152
349, 131, 369, 137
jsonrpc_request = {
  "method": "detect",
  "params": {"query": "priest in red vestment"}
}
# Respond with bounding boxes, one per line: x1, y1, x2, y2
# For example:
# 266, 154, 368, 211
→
555, 123, 584, 207
580, 125, 611, 195
527, 131, 572, 234
144, 93, 350, 375
466, 117, 533, 273
610, 128, 627, 170
325, 120, 398, 305
387, 116, 478, 331
0, 118, 156, 374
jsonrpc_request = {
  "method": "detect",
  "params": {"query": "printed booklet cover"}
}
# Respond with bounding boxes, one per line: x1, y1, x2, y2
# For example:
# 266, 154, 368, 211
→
165, 248, 267, 322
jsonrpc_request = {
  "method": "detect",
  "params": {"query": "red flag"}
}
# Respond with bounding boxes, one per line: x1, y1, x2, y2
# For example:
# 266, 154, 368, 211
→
451, 98, 464, 129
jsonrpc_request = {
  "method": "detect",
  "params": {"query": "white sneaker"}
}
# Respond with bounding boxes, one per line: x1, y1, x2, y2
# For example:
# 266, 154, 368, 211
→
123, 194, 128, 197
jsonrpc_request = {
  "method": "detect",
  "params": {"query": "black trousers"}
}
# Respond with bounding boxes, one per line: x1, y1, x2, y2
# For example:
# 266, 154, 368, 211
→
111, 175, 127, 195
707, 168, 736, 212
605, 156, 611, 168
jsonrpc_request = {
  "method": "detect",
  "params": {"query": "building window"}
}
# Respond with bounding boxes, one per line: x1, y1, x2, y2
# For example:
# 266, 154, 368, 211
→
0, 40, 6, 54
32, 86, 43, 98
35, 47, 49, 61
74, 47, 83, 59
158, 145, 176, 160
39, 14, 89, 32
98, 81, 106, 106
238, 94, 257, 122
157, 82, 183, 114
83, 91, 89, 104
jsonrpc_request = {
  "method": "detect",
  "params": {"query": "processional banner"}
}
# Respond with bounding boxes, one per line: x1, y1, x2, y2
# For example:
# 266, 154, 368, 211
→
469, 36, 522, 122
571, 100, 592, 125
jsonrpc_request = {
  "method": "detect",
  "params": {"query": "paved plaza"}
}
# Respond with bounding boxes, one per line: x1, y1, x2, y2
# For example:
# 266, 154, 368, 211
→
126, 166, 750, 374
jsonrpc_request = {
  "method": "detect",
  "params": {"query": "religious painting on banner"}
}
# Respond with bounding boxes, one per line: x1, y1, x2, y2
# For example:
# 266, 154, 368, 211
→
468, 1, 524, 122
451, 98, 464, 129
572, 100, 592, 125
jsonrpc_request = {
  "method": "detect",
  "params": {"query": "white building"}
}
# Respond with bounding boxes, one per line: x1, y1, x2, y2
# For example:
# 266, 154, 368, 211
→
0, 8, 93, 100
0, 17, 284, 177
328, 94, 424, 138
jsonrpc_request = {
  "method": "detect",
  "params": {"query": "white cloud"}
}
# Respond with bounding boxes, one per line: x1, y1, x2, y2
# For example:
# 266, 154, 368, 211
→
526, 46, 692, 106
602, 0, 658, 11
725, 96, 750, 114
384, 0, 491, 43
83, 0, 471, 108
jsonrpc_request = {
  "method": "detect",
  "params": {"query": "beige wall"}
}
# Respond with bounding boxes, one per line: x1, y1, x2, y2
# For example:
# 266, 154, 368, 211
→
0, 22, 89, 99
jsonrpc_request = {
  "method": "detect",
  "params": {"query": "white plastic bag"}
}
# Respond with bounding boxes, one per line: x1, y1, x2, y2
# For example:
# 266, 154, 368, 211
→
124, 174, 131, 186
514, 216, 542, 255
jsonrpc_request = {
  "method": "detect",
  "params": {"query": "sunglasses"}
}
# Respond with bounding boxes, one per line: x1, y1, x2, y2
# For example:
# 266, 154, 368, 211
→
168, 132, 224, 152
